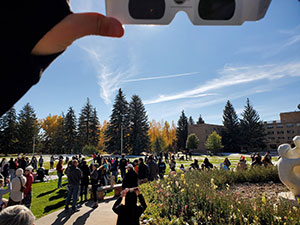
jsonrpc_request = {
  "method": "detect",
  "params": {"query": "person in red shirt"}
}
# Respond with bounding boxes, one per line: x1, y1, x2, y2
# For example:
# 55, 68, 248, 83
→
56, 159, 64, 188
23, 166, 34, 209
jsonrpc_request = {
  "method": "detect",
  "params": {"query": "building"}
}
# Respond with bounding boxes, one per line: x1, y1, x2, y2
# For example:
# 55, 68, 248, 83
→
264, 111, 300, 151
188, 123, 224, 153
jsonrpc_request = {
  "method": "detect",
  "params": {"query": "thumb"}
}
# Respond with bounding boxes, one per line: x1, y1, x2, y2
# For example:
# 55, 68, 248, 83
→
32, 13, 124, 55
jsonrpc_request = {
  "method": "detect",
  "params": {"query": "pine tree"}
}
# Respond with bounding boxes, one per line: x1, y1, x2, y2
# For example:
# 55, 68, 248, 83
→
0, 107, 18, 155
128, 95, 150, 155
176, 110, 188, 151
105, 89, 129, 154
188, 116, 195, 125
17, 103, 39, 154
52, 114, 65, 154
222, 100, 241, 152
240, 98, 266, 151
64, 107, 77, 154
197, 114, 205, 124
78, 98, 100, 152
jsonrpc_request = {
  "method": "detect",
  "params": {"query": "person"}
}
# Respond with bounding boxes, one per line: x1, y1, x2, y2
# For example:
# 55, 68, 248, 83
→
147, 156, 159, 181
158, 158, 166, 179
1, 161, 9, 187
0, 158, 7, 174
201, 158, 213, 170
50, 155, 55, 169
236, 156, 248, 170
79, 160, 90, 203
220, 158, 231, 170
262, 151, 273, 167
137, 158, 149, 185
56, 159, 64, 188
119, 155, 127, 179
38, 156, 43, 168
169, 159, 176, 172
112, 187, 147, 225
111, 157, 119, 183
1, 1, 124, 117
190, 159, 200, 170
0, 178, 11, 211
122, 164, 138, 189
180, 164, 186, 172
0, 205, 35, 225
30, 156, 37, 171
90, 164, 98, 208
18, 156, 27, 172
133, 159, 139, 174
8, 158, 16, 180
93, 153, 97, 163
251, 154, 262, 167
8, 168, 26, 207
23, 167, 34, 209
65, 160, 82, 211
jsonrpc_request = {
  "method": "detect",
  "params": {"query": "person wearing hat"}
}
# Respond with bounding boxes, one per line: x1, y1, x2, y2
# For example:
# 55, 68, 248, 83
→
122, 164, 138, 190
8, 168, 26, 207
23, 166, 34, 209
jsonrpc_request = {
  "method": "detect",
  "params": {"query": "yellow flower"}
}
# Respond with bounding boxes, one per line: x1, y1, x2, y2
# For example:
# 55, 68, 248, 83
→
195, 184, 200, 188
180, 173, 185, 181
262, 194, 266, 205
181, 189, 185, 193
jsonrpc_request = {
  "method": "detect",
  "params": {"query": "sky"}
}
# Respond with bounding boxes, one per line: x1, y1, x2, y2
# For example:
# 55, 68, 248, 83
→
14, 0, 300, 125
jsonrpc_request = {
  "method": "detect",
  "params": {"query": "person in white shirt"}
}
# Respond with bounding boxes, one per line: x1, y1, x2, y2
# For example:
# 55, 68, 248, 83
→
7, 169, 26, 207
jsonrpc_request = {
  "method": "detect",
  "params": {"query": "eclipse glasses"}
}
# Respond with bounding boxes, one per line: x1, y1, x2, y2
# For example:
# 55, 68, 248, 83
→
106, 0, 272, 25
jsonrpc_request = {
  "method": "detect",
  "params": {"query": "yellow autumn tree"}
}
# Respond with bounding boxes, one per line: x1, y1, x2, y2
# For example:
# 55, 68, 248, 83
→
98, 120, 109, 153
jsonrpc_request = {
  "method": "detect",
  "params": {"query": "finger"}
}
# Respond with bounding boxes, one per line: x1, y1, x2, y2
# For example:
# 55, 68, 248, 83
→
32, 12, 124, 55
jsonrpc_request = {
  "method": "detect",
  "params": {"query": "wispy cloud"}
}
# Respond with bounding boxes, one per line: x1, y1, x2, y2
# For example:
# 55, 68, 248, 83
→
79, 44, 138, 104
144, 62, 300, 105
122, 72, 200, 83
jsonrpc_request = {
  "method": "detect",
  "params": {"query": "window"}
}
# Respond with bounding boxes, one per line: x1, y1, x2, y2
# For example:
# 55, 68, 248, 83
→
277, 131, 284, 134
297, 123, 300, 127
286, 123, 294, 128
267, 125, 273, 129
276, 124, 283, 128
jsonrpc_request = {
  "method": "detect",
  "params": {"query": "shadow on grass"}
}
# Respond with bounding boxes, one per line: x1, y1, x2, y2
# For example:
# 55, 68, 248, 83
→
37, 188, 57, 198
44, 199, 66, 214
49, 189, 67, 201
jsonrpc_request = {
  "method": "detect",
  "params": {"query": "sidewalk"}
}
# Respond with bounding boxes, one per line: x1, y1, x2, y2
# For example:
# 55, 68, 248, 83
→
35, 197, 118, 225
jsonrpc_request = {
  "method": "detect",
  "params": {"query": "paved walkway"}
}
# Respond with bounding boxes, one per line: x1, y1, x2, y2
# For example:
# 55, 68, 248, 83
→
35, 197, 118, 225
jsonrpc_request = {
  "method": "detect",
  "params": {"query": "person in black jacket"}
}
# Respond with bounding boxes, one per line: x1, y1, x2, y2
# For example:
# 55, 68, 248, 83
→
137, 158, 149, 185
122, 164, 138, 189
113, 188, 147, 225
90, 164, 99, 208
79, 160, 90, 202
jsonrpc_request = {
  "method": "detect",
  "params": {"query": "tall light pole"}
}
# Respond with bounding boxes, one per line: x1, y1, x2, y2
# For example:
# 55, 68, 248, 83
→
120, 115, 124, 155
33, 135, 36, 156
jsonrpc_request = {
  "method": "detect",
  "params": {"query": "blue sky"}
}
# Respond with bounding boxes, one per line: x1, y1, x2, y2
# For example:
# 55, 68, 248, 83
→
14, 0, 300, 125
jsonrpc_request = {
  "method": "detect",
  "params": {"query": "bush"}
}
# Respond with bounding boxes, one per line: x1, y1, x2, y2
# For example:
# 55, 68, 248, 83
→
81, 145, 97, 155
141, 167, 298, 225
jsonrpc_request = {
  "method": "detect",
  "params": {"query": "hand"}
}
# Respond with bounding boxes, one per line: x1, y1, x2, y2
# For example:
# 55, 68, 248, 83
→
135, 187, 141, 196
32, 13, 124, 55
121, 188, 129, 197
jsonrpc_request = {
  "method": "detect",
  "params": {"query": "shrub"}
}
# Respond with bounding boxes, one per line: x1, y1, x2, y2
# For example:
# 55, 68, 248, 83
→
81, 145, 97, 155
141, 167, 297, 225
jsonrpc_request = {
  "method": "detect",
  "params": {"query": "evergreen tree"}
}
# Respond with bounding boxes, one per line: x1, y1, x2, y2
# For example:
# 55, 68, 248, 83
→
152, 136, 165, 153
176, 110, 188, 151
240, 98, 266, 151
78, 98, 100, 151
105, 89, 129, 154
221, 100, 241, 152
197, 114, 205, 124
128, 95, 150, 155
188, 116, 195, 125
64, 107, 77, 154
0, 107, 18, 155
17, 103, 39, 154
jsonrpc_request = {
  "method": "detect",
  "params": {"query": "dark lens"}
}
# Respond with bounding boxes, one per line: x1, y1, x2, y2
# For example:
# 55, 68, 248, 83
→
129, 0, 165, 19
198, 0, 235, 20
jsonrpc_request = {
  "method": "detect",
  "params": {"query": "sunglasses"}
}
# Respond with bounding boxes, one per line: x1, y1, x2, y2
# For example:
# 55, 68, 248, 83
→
106, 0, 271, 25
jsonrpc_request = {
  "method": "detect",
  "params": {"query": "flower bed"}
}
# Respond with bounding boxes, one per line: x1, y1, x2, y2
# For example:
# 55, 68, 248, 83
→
141, 167, 300, 225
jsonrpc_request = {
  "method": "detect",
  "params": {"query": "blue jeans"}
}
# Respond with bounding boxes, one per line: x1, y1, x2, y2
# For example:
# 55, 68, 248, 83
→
23, 191, 32, 209
65, 184, 79, 210
57, 173, 63, 188
112, 170, 118, 182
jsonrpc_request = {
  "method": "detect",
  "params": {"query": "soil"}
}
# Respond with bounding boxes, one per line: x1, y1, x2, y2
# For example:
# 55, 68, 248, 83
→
230, 182, 289, 202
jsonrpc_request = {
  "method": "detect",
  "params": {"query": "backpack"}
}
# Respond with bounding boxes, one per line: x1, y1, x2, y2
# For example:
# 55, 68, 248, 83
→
18, 177, 26, 192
